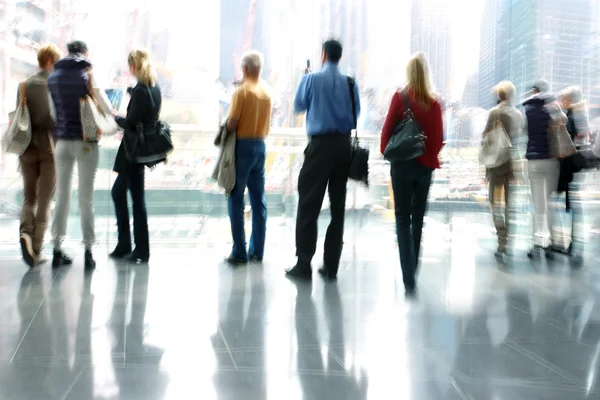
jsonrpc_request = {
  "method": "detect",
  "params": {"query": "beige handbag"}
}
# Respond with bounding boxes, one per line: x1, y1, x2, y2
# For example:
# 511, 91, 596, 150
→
1, 82, 32, 155
546, 102, 576, 159
479, 110, 512, 168
80, 69, 117, 141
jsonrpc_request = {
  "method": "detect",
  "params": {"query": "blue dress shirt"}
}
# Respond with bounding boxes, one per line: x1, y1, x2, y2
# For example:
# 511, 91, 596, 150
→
294, 62, 361, 136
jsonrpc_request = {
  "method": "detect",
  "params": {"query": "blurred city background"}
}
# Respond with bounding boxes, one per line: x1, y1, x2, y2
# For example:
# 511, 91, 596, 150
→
1, 0, 600, 247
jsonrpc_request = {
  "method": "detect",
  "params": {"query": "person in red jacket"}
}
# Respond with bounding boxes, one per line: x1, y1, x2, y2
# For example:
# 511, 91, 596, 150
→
380, 53, 444, 296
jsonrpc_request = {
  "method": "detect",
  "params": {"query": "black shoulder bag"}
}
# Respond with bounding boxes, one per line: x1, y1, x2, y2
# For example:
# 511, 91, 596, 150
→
132, 87, 174, 168
346, 76, 369, 186
383, 91, 426, 163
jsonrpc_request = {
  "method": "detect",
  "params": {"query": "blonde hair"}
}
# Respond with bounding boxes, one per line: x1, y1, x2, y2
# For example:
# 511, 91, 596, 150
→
37, 44, 61, 68
406, 52, 435, 107
128, 49, 155, 87
494, 81, 516, 102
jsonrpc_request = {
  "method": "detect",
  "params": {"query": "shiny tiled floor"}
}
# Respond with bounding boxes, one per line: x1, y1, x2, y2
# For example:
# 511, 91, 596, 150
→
1, 212, 600, 400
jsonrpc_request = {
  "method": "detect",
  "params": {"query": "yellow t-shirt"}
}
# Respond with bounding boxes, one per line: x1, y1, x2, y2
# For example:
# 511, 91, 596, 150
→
228, 79, 272, 139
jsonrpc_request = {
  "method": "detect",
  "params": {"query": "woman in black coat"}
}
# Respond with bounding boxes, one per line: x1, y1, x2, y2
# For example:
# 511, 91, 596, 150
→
555, 86, 589, 262
110, 49, 162, 263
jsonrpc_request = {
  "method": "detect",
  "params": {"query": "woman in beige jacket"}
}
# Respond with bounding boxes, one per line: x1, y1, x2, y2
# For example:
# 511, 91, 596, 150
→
18, 44, 62, 267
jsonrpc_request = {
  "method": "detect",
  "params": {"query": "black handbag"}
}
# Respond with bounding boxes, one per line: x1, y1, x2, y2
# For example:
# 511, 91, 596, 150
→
125, 87, 174, 168
383, 91, 426, 163
346, 76, 369, 186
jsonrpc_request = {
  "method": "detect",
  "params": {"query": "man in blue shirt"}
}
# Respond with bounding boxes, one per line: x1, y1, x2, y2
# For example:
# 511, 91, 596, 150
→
286, 39, 361, 281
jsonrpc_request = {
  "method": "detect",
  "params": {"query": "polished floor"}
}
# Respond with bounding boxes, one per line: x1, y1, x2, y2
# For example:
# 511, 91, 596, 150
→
1, 212, 600, 400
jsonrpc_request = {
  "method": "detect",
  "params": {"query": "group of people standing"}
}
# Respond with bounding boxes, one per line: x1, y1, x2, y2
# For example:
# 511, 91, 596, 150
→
15, 40, 160, 270
15, 37, 590, 296
223, 40, 443, 296
485, 79, 590, 264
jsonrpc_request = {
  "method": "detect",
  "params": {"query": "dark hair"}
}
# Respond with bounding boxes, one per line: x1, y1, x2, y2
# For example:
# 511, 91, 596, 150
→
67, 40, 88, 55
322, 39, 343, 63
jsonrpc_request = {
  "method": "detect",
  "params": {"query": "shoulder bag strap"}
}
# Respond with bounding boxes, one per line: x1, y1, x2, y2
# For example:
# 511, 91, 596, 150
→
401, 90, 411, 115
346, 76, 357, 138
19, 81, 27, 106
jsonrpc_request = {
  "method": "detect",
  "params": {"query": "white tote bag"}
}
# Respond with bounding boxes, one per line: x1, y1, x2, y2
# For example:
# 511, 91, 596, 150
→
1, 81, 32, 155
478, 111, 512, 168
80, 69, 117, 141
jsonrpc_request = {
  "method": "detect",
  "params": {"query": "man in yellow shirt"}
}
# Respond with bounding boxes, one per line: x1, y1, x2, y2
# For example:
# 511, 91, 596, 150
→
225, 51, 272, 265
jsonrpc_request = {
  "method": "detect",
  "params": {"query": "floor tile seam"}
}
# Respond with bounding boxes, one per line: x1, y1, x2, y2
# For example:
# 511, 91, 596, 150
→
8, 269, 61, 365
296, 313, 320, 338
249, 263, 266, 283
216, 323, 239, 371
58, 364, 87, 400
450, 376, 472, 400
458, 376, 588, 392
506, 337, 594, 348
225, 344, 323, 352
418, 344, 471, 382
504, 341, 584, 388
507, 304, 575, 334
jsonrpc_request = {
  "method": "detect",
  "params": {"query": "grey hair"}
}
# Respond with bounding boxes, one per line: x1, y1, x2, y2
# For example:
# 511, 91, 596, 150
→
241, 51, 264, 74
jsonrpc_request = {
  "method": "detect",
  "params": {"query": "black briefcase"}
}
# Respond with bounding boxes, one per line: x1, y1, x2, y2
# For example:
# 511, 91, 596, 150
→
346, 76, 369, 186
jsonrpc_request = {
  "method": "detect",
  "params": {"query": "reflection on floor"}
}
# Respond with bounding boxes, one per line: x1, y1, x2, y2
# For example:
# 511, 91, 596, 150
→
1, 216, 600, 400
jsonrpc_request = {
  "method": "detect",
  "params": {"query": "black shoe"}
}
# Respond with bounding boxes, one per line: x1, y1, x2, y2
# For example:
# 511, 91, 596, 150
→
128, 251, 150, 264
109, 244, 132, 259
52, 250, 73, 268
285, 265, 312, 280
318, 266, 337, 281
225, 256, 247, 266
405, 286, 417, 299
248, 254, 263, 263
528, 246, 544, 259
20, 234, 35, 268
85, 250, 96, 270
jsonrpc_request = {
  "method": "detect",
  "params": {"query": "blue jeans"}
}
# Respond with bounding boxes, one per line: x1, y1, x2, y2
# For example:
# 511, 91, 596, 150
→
228, 139, 267, 260
390, 160, 433, 290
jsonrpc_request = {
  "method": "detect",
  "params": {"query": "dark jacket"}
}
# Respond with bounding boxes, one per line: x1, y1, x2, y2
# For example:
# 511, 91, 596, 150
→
18, 71, 55, 153
523, 93, 554, 160
113, 82, 162, 174
558, 103, 590, 193
47, 54, 92, 140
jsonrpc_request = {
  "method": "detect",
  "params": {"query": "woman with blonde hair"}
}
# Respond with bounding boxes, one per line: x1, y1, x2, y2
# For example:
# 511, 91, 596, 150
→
110, 49, 161, 263
380, 53, 444, 296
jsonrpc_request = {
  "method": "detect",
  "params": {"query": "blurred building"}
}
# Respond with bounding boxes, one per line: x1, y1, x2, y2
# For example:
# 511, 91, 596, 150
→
410, 0, 453, 101
315, 0, 368, 82
461, 72, 479, 108
477, 0, 510, 109
506, 0, 596, 104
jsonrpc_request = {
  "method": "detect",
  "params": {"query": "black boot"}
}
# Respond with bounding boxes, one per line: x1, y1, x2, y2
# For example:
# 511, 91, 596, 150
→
109, 243, 132, 259
52, 250, 73, 268
85, 250, 96, 270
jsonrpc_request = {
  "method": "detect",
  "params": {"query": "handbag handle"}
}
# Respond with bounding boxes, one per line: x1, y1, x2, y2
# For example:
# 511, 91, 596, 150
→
18, 81, 27, 106
85, 68, 106, 116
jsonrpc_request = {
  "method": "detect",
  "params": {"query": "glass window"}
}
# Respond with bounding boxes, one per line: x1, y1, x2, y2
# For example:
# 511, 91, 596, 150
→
1, 0, 599, 245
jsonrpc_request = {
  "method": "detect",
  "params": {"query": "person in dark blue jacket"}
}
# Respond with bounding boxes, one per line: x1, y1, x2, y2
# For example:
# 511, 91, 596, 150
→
48, 40, 112, 270
523, 80, 562, 259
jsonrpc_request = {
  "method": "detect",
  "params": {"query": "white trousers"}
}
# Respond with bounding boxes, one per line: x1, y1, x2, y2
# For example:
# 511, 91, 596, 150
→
51, 140, 99, 250
528, 159, 559, 247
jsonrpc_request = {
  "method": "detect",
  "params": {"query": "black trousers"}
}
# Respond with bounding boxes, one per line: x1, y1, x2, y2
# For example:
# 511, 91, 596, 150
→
390, 160, 433, 290
295, 135, 352, 273
111, 165, 149, 257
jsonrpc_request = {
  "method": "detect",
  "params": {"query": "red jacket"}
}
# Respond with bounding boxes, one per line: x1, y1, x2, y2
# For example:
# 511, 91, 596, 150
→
380, 90, 444, 169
